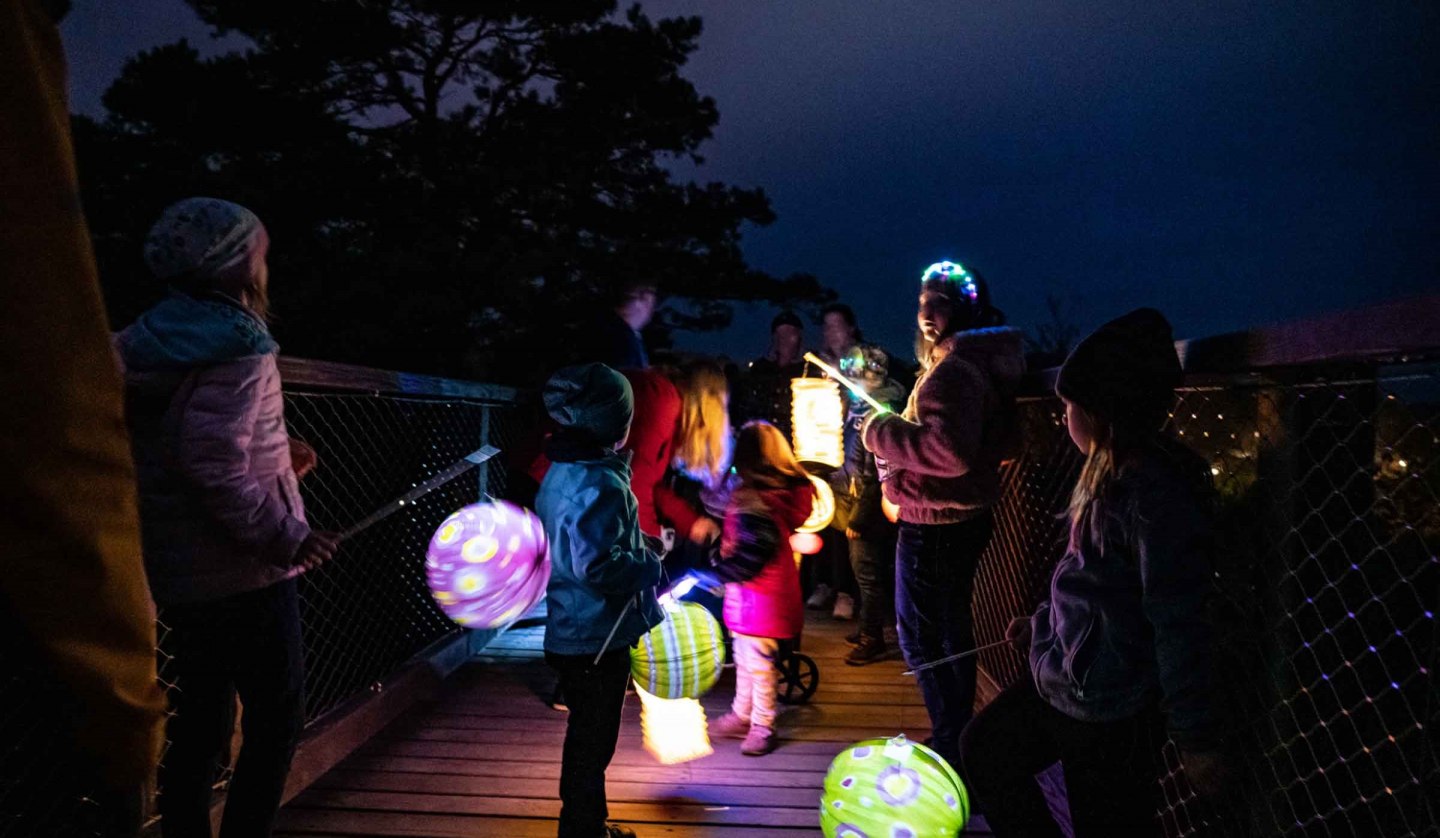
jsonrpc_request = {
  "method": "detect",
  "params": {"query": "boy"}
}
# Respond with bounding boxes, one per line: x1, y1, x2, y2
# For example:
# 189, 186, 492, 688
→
536, 363, 663, 838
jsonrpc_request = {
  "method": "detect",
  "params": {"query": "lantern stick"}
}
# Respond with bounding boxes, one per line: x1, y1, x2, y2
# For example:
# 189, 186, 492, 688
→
902, 638, 1013, 676
339, 445, 500, 542
802, 352, 889, 415
593, 595, 637, 665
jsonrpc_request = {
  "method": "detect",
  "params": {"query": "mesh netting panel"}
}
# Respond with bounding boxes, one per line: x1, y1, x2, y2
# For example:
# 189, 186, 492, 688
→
972, 365, 1439, 837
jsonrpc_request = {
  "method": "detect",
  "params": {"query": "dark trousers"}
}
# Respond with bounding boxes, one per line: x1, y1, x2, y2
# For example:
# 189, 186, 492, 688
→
159, 579, 305, 838
960, 676, 1166, 837
894, 515, 991, 764
547, 648, 632, 838
849, 531, 895, 638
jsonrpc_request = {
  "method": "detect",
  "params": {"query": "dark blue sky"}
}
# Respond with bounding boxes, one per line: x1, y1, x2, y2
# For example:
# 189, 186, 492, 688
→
63, 1, 1438, 362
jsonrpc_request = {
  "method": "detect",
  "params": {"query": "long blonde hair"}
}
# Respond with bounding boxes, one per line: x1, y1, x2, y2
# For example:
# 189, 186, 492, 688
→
732, 421, 809, 490
672, 360, 731, 488
1067, 401, 1118, 552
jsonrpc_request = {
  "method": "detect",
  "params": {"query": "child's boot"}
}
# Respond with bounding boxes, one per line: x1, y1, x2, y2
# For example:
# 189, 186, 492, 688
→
711, 712, 750, 739
741, 724, 778, 756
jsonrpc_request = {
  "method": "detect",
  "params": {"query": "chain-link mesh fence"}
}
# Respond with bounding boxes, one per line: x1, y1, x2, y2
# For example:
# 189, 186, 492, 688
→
973, 362, 1439, 837
0, 366, 527, 837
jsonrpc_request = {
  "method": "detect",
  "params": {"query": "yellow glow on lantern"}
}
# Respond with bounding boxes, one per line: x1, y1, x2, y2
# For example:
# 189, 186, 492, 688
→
462, 535, 499, 563
798, 474, 835, 533
437, 521, 463, 544
791, 378, 844, 468
636, 685, 713, 765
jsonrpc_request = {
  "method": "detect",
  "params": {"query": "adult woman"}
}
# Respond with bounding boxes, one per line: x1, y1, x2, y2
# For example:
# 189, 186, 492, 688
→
861, 261, 1024, 766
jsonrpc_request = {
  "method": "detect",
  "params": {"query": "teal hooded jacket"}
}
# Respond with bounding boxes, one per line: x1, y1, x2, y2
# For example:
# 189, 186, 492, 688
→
536, 448, 663, 655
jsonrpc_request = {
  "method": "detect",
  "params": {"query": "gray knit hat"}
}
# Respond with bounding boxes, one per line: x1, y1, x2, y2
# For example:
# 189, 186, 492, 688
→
543, 363, 635, 446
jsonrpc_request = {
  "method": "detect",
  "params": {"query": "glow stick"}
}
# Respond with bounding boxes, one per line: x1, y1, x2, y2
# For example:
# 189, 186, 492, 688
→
902, 638, 1013, 676
339, 445, 500, 542
802, 352, 889, 415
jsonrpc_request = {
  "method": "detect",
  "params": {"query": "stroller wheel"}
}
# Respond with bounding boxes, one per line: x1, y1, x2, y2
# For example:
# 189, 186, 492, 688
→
777, 652, 819, 704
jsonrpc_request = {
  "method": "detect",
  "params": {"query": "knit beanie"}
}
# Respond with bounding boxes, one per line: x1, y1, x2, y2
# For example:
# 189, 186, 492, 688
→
771, 311, 804, 333
1056, 308, 1182, 434
919, 261, 1001, 331
543, 363, 635, 446
145, 197, 264, 282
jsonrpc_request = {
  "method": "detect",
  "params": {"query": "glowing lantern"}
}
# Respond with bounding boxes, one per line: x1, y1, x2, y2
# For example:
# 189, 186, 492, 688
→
790, 532, 824, 555
636, 684, 713, 764
425, 501, 549, 629
791, 377, 844, 468
820, 734, 970, 838
630, 600, 725, 700
799, 474, 835, 533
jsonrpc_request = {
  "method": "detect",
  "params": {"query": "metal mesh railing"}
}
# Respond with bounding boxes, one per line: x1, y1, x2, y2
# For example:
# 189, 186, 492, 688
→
973, 362, 1439, 837
0, 364, 525, 836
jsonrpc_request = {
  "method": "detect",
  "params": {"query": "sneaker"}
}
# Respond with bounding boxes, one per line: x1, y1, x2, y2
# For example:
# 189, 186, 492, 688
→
845, 634, 888, 666
806, 583, 835, 610
710, 711, 750, 739
740, 724, 778, 756
604, 824, 638, 838
548, 686, 568, 713
831, 592, 855, 620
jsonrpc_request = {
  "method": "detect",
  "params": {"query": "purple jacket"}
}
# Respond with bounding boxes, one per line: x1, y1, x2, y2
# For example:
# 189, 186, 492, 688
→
126, 354, 310, 604
863, 327, 1024, 525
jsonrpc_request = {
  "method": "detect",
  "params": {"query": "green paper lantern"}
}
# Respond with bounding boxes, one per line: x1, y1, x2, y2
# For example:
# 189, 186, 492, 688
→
630, 601, 725, 699
820, 734, 970, 838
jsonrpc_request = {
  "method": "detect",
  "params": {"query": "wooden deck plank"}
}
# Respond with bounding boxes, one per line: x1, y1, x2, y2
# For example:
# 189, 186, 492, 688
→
279, 612, 997, 836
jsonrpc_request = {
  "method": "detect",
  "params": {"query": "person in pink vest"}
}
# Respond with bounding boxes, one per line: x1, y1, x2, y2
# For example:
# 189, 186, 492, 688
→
706, 421, 814, 756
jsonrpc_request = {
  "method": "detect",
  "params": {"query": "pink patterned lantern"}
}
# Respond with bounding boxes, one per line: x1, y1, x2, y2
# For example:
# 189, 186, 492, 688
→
425, 501, 550, 629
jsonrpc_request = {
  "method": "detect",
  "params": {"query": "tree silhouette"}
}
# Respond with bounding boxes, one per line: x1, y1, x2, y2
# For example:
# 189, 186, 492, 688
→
76, 1, 833, 384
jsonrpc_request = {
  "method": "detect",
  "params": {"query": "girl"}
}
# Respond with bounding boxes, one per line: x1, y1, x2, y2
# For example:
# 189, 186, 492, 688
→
118, 197, 338, 837
861, 261, 1024, 766
707, 422, 814, 756
958, 308, 1222, 836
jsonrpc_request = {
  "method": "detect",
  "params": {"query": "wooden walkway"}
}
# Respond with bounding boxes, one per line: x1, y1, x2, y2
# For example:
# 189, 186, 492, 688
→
276, 613, 994, 837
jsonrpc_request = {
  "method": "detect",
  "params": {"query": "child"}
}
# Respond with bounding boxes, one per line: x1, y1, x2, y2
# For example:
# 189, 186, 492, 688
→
708, 422, 814, 756
958, 308, 1222, 836
834, 345, 907, 665
535, 363, 664, 838
118, 197, 338, 838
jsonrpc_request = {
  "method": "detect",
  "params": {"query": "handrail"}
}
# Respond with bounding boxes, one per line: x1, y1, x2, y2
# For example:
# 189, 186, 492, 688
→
277, 356, 521, 402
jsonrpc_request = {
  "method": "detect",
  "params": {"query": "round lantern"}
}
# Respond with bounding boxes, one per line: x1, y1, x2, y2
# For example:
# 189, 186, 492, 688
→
425, 501, 550, 629
631, 600, 725, 700
798, 474, 835, 533
820, 734, 970, 838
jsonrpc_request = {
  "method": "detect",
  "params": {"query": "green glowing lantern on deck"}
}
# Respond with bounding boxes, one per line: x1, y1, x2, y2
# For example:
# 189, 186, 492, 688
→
820, 734, 970, 838
630, 600, 725, 699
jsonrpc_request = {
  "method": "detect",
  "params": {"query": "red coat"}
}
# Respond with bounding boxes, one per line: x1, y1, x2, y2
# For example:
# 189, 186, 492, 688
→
720, 482, 814, 639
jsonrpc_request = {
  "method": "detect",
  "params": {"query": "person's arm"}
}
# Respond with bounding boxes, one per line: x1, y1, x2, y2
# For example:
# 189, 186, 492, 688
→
569, 481, 663, 595
655, 481, 702, 535
0, 0, 165, 790
863, 358, 986, 477
709, 512, 781, 584
175, 360, 310, 564
1133, 476, 1219, 753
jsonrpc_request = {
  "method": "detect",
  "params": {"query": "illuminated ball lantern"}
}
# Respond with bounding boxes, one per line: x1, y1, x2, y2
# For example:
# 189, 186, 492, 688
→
631, 600, 725, 699
425, 501, 550, 629
821, 734, 971, 838
789, 474, 835, 556
791, 377, 845, 469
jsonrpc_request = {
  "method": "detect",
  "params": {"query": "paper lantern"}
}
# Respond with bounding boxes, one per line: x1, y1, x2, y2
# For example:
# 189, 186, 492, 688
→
791, 377, 844, 468
799, 474, 835, 533
631, 600, 725, 700
790, 532, 823, 555
636, 685, 713, 765
425, 501, 550, 629
820, 734, 970, 838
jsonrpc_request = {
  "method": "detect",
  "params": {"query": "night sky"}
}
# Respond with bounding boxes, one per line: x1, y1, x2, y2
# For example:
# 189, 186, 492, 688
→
63, 1, 1439, 363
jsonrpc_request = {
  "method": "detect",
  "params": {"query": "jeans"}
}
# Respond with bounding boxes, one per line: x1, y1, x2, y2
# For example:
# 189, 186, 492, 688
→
546, 648, 632, 838
960, 676, 1166, 837
731, 634, 781, 729
894, 515, 992, 764
849, 532, 895, 639
159, 578, 305, 838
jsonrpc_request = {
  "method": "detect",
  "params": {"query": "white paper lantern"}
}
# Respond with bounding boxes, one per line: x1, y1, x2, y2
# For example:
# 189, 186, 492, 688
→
791, 377, 844, 468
